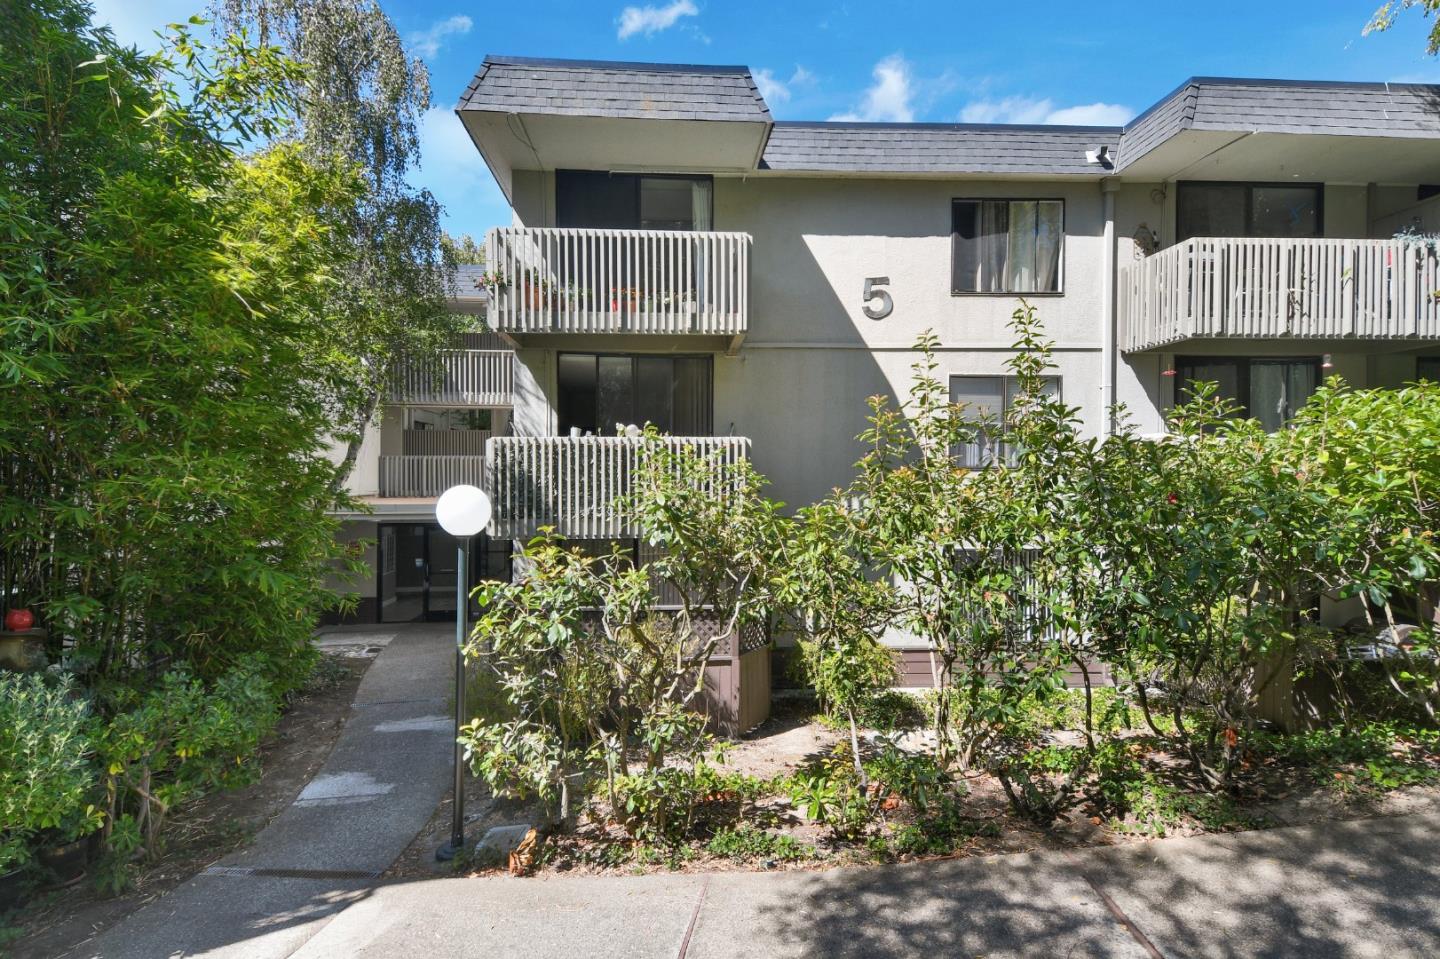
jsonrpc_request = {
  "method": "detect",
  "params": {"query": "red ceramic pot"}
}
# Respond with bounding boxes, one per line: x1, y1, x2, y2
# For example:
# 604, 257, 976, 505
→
4, 608, 34, 631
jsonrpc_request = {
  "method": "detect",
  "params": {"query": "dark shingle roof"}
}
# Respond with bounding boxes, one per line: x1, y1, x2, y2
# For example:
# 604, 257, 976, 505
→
760, 122, 1120, 176
1117, 78, 1440, 170
458, 55, 771, 122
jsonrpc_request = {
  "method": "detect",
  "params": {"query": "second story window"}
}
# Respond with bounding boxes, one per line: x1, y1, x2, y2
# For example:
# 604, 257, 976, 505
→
1177, 182, 1323, 241
951, 199, 1063, 295
950, 374, 1061, 467
556, 171, 713, 231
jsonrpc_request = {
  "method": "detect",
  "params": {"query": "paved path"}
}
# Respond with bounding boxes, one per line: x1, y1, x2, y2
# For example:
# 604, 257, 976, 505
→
76, 626, 1440, 957
79, 624, 456, 959
290, 809, 1440, 959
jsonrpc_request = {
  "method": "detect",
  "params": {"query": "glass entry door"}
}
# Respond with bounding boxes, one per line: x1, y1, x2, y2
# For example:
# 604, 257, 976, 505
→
379, 524, 510, 623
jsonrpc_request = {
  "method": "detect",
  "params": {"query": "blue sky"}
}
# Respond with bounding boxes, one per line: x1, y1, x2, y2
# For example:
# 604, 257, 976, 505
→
92, 0, 1440, 239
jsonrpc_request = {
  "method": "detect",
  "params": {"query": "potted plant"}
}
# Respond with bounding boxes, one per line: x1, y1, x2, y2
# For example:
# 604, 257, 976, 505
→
610, 286, 640, 314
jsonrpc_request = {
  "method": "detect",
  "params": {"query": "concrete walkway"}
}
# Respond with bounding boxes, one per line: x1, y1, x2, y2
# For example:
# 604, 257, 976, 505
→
292, 809, 1440, 959
80, 624, 456, 959
75, 627, 1440, 958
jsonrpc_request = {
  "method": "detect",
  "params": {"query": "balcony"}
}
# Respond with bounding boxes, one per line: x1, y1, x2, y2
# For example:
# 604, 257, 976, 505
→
378, 455, 486, 497
388, 349, 514, 407
485, 435, 750, 539
484, 227, 750, 340
1120, 237, 1440, 352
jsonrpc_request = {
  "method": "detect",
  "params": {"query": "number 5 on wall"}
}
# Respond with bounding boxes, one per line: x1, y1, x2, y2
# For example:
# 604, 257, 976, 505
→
863, 276, 893, 320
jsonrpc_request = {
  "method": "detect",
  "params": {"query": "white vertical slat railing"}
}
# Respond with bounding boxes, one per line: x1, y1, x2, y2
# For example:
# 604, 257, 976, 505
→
485, 436, 750, 539
388, 349, 514, 406
378, 455, 487, 497
484, 227, 750, 335
1120, 237, 1440, 352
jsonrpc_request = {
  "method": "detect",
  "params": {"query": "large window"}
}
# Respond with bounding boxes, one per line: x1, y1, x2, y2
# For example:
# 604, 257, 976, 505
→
1175, 357, 1319, 432
556, 171, 713, 231
949, 374, 1060, 467
1417, 357, 1440, 383
1177, 182, 1323, 241
951, 199, 1063, 294
557, 353, 713, 437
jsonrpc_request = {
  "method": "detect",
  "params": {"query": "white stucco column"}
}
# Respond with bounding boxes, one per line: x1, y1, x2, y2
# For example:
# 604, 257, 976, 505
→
1100, 177, 1120, 434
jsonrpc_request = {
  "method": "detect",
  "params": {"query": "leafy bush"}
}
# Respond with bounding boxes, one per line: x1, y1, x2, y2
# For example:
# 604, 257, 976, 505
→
787, 746, 877, 840
705, 826, 811, 863
0, 674, 102, 873
613, 760, 727, 845
865, 743, 952, 815
100, 666, 280, 861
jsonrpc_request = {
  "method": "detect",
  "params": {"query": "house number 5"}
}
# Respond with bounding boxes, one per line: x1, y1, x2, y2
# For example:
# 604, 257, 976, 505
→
862, 276, 893, 320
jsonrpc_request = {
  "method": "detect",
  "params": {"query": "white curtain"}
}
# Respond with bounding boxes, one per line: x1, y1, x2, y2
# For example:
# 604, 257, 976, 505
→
979, 202, 1008, 293
692, 180, 712, 313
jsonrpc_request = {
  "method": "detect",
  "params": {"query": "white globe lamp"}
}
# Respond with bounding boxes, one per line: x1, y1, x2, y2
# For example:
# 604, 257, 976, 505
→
434, 483, 491, 861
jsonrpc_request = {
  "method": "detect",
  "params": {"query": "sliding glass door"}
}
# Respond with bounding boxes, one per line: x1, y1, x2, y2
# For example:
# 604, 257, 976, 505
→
379, 525, 511, 623
1175, 356, 1320, 430
557, 353, 713, 436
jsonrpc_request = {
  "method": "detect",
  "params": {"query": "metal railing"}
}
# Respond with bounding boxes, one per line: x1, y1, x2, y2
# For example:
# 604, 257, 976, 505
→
1120, 236, 1440, 352
485, 227, 750, 335
388, 349, 513, 406
485, 435, 750, 538
378, 455, 487, 497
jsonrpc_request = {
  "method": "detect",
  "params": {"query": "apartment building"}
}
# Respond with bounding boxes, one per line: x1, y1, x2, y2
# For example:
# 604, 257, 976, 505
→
330, 56, 1440, 629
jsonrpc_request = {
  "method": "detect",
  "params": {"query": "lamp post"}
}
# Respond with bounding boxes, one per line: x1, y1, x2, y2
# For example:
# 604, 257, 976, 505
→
434, 483, 491, 862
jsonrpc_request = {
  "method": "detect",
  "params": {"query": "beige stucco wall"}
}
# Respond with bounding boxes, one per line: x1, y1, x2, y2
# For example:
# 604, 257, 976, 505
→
497, 167, 1440, 510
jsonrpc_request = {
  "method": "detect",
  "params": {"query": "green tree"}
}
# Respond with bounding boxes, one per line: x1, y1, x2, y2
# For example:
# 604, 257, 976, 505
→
212, 0, 464, 492
441, 231, 486, 265
1365, 0, 1440, 54
0, 0, 363, 688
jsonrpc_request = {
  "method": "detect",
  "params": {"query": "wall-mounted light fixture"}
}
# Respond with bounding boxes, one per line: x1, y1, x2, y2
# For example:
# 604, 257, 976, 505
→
1322, 353, 1335, 370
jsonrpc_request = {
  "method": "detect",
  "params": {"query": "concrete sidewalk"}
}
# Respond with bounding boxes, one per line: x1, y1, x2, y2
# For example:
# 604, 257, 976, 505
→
78, 625, 456, 959
72, 625, 1440, 958
288, 808, 1440, 959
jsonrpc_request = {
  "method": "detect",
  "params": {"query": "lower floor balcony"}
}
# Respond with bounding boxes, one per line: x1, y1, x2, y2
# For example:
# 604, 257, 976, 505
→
485, 435, 750, 539
378, 455, 486, 498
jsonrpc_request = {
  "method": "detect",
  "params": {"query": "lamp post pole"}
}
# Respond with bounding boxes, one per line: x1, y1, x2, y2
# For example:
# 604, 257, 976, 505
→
444, 537, 469, 859
433, 484, 490, 863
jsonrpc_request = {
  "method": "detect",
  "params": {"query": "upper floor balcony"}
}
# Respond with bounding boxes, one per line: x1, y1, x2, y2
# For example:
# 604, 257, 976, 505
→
484, 227, 750, 342
1120, 236, 1440, 352
388, 348, 514, 407
485, 435, 750, 539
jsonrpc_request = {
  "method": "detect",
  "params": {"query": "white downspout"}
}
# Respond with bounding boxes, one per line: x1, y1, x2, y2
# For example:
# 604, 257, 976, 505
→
1100, 177, 1119, 435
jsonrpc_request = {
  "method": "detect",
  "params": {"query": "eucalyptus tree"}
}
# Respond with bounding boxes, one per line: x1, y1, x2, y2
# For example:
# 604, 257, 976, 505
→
212, 0, 464, 490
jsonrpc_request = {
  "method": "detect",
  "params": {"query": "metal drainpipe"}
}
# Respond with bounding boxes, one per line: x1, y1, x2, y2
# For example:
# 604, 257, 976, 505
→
1100, 177, 1120, 435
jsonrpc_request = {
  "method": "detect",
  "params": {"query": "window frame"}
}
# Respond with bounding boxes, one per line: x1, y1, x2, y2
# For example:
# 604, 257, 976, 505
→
950, 197, 1066, 297
948, 373, 1062, 468
1173, 355, 1322, 426
556, 351, 714, 437
555, 170, 714, 231
1175, 181, 1325, 242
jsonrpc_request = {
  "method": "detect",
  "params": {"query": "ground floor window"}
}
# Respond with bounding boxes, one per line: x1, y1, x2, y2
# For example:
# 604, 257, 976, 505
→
949, 374, 1060, 467
1175, 356, 1319, 431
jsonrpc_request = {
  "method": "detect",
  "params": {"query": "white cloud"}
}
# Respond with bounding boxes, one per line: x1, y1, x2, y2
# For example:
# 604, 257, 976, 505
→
406, 14, 473, 60
961, 95, 1133, 126
754, 68, 790, 104
1042, 102, 1134, 125
790, 65, 816, 87
616, 0, 699, 40
829, 54, 915, 123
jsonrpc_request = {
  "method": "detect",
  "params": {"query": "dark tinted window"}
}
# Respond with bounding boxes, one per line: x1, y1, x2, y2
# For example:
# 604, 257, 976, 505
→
1177, 182, 1323, 241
